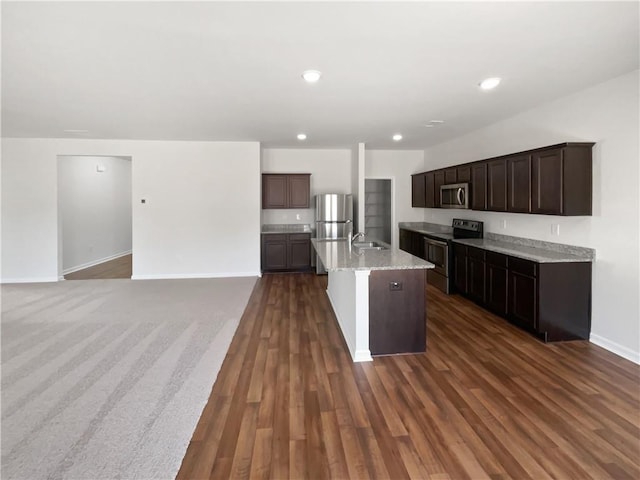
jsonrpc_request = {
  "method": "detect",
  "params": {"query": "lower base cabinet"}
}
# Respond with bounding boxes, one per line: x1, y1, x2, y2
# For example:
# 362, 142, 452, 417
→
369, 269, 426, 355
261, 233, 311, 272
453, 244, 591, 342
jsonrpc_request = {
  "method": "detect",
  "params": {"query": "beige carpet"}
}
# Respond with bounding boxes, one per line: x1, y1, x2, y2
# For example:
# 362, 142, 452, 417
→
1, 277, 257, 480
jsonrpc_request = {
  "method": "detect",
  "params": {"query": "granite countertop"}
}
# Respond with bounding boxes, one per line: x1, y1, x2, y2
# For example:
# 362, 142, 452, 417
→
398, 222, 454, 241
452, 237, 593, 263
261, 224, 313, 234
311, 238, 434, 272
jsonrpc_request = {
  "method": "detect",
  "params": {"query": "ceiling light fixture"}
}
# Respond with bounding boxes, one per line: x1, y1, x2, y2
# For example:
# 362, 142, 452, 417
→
302, 70, 322, 83
64, 129, 88, 133
297, 133, 307, 140
392, 134, 403, 141
423, 124, 434, 128
479, 77, 501, 90
429, 120, 445, 124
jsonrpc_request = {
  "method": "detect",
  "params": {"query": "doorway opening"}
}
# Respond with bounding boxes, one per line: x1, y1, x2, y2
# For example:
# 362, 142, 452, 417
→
364, 178, 392, 245
57, 155, 133, 280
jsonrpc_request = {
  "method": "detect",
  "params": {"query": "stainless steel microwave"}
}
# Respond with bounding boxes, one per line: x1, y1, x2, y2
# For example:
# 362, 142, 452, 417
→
440, 183, 469, 209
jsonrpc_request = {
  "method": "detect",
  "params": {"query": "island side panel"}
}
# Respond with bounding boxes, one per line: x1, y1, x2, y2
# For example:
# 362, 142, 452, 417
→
369, 269, 427, 355
326, 269, 373, 362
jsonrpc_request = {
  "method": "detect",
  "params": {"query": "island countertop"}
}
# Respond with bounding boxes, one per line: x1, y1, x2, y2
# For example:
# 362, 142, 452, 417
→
312, 238, 434, 272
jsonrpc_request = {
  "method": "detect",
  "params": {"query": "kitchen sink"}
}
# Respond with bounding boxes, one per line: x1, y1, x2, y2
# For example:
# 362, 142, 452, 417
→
352, 241, 388, 251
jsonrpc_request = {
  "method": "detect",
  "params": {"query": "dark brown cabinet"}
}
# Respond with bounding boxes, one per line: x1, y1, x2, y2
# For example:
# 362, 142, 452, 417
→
444, 168, 457, 184
411, 173, 426, 207
471, 162, 487, 210
507, 154, 532, 213
467, 247, 486, 304
425, 172, 436, 208
485, 252, 508, 316
261, 233, 311, 272
434, 170, 445, 208
457, 165, 471, 183
531, 145, 592, 215
369, 269, 426, 355
453, 244, 468, 294
487, 159, 507, 211
409, 143, 593, 216
399, 228, 425, 260
262, 173, 310, 209
452, 243, 591, 342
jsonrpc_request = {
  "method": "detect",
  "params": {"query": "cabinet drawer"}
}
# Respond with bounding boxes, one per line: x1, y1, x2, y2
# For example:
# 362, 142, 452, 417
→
468, 246, 486, 260
508, 256, 537, 277
486, 251, 507, 268
454, 244, 467, 257
288, 233, 310, 242
263, 234, 287, 242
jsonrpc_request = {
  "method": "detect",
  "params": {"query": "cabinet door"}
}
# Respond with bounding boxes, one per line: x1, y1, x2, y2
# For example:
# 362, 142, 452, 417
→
531, 148, 563, 215
369, 269, 426, 355
425, 172, 436, 208
288, 234, 311, 269
288, 175, 310, 208
399, 229, 412, 253
444, 168, 457, 184
508, 271, 537, 330
468, 251, 486, 304
411, 173, 426, 207
453, 244, 468, 294
262, 175, 288, 209
507, 154, 532, 213
411, 232, 425, 259
471, 162, 487, 211
262, 235, 288, 271
457, 166, 471, 183
486, 262, 508, 316
434, 170, 445, 207
487, 159, 507, 211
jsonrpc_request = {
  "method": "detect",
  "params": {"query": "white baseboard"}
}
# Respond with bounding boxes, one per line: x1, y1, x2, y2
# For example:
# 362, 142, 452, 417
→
590, 334, 640, 365
63, 250, 132, 275
1, 277, 59, 284
131, 271, 260, 280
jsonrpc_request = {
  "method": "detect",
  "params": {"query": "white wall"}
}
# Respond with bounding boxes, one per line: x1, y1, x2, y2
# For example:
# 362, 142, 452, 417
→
59, 155, 132, 273
260, 148, 353, 225
365, 149, 425, 247
1, 139, 261, 282
422, 70, 640, 363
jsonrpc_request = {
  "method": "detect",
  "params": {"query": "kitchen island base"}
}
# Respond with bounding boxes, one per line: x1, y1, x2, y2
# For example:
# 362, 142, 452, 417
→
326, 268, 427, 362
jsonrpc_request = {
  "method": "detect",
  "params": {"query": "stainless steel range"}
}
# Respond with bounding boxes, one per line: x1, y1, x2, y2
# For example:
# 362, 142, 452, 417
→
423, 219, 483, 294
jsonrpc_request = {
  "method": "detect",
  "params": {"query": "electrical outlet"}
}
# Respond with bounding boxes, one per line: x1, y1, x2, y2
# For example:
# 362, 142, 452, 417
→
501, 219, 507, 229
551, 224, 560, 236
296, 213, 301, 220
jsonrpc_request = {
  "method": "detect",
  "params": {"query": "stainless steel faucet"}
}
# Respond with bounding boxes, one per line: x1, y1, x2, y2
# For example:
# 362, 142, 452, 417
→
351, 232, 365, 245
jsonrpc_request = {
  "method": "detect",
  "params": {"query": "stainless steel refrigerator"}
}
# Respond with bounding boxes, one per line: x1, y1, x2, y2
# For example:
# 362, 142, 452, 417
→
315, 194, 353, 274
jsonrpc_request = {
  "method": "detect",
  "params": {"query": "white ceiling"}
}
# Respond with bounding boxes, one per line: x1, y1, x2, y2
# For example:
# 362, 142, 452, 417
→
2, 1, 638, 149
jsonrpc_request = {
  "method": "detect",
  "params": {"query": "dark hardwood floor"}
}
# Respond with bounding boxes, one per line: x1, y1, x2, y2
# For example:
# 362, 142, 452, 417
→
64, 254, 132, 280
177, 273, 640, 479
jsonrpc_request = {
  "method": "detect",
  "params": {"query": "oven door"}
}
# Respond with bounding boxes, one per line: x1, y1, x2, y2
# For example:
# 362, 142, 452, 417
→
424, 238, 449, 276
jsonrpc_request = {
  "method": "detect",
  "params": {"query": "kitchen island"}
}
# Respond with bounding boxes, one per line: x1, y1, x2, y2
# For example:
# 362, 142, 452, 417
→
312, 238, 434, 362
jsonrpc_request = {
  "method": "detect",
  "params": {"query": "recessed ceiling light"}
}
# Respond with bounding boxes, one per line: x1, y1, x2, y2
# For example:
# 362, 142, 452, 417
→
423, 124, 434, 128
64, 129, 88, 133
302, 70, 322, 83
479, 77, 501, 90
429, 120, 445, 124
297, 133, 307, 140
392, 134, 403, 141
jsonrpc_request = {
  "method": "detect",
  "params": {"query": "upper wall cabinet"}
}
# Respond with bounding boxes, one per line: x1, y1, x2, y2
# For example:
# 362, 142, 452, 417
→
411, 173, 426, 208
262, 173, 311, 209
410, 142, 594, 216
